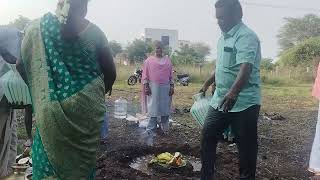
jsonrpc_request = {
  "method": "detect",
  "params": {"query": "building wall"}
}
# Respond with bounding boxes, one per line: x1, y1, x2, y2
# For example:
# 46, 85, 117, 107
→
145, 28, 179, 51
178, 40, 192, 50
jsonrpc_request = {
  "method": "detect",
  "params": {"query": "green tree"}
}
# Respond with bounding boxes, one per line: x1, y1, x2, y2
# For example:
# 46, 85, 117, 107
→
172, 44, 197, 65
9, 15, 31, 30
260, 58, 274, 70
277, 14, 320, 52
126, 39, 173, 63
278, 37, 320, 67
171, 42, 211, 65
191, 43, 211, 62
109, 41, 123, 57
162, 45, 172, 57
126, 39, 153, 63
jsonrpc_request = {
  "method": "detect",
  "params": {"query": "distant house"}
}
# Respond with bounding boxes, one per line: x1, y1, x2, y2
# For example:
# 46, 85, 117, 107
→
144, 28, 179, 51
178, 40, 192, 50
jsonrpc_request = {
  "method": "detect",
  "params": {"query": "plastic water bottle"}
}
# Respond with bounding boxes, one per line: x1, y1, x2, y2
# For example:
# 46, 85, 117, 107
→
114, 97, 128, 119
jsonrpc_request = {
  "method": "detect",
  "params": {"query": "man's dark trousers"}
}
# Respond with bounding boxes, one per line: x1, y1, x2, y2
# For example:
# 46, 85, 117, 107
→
201, 105, 260, 180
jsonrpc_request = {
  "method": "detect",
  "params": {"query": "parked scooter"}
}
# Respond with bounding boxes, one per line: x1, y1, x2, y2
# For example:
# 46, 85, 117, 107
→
174, 70, 190, 86
128, 69, 143, 86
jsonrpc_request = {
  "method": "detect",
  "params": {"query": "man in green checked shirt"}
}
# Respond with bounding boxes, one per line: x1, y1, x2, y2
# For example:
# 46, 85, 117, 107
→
199, 0, 261, 179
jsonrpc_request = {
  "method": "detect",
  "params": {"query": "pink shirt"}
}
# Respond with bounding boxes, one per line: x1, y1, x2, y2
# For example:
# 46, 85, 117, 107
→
313, 64, 320, 100
142, 56, 173, 85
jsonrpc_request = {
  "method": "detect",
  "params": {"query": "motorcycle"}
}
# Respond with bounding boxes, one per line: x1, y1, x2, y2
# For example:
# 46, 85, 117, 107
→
174, 70, 190, 86
128, 69, 143, 86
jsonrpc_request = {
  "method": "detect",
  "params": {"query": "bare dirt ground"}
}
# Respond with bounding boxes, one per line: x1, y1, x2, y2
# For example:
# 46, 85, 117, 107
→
94, 84, 318, 180
14, 84, 317, 179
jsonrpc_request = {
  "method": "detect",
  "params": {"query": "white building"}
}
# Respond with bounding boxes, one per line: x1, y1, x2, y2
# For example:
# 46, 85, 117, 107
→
178, 40, 192, 49
144, 28, 179, 51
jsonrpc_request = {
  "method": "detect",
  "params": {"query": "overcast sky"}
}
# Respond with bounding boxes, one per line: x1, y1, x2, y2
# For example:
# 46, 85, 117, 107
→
1, 0, 320, 59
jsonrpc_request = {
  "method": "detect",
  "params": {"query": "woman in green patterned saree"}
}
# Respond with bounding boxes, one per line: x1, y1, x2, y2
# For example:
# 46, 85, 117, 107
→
19, 0, 116, 179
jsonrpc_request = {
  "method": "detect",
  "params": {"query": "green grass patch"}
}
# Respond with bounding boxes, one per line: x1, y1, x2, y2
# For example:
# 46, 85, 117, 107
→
262, 84, 313, 98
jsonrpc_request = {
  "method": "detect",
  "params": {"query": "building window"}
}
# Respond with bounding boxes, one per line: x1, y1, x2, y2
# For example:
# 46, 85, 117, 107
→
161, 36, 170, 46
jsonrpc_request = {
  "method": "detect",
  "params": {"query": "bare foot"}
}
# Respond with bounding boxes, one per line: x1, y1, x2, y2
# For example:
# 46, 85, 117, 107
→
311, 175, 320, 180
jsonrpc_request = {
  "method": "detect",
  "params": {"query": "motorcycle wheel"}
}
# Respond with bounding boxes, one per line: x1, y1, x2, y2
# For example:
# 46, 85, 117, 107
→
182, 82, 189, 86
128, 76, 138, 86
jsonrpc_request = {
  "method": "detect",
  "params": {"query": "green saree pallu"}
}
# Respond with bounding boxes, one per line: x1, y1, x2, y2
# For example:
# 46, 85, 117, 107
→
21, 13, 108, 180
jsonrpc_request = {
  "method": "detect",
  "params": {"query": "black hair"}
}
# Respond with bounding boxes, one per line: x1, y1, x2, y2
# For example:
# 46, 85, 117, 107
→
154, 41, 164, 49
215, 0, 243, 19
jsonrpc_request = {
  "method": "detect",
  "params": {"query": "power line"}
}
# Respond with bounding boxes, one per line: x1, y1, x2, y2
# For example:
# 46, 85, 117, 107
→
240, 1, 320, 12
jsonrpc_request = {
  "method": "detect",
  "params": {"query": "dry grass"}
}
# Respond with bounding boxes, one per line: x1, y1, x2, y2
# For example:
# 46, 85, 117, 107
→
111, 82, 316, 114
261, 66, 314, 86
115, 64, 213, 84
117, 64, 314, 87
